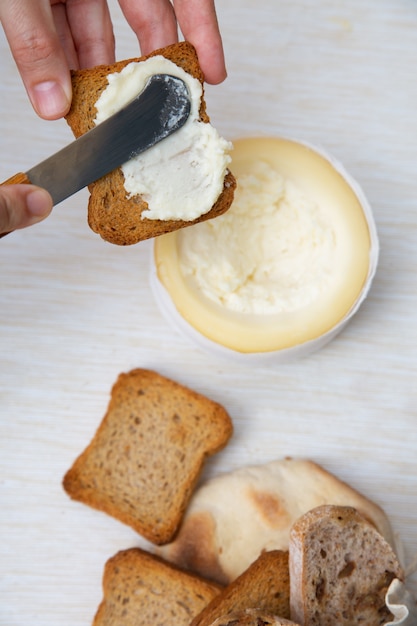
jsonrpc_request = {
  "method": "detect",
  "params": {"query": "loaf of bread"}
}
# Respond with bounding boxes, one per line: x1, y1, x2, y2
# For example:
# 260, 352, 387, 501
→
157, 458, 396, 583
65, 41, 236, 245
191, 550, 290, 626
63, 368, 233, 544
206, 610, 300, 626
93, 548, 222, 626
289, 505, 404, 626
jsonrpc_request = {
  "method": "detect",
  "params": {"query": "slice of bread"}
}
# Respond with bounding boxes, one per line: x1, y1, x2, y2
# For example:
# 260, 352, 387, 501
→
289, 505, 404, 626
63, 368, 233, 544
157, 458, 396, 584
206, 609, 300, 626
93, 548, 222, 626
65, 41, 236, 245
191, 550, 291, 626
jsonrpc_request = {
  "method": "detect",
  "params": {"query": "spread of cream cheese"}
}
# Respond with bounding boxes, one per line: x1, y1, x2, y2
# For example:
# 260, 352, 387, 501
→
94, 56, 232, 221
177, 160, 337, 315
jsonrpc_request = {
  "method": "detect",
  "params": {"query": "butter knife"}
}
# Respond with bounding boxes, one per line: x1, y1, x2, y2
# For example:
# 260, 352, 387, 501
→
1, 73, 190, 235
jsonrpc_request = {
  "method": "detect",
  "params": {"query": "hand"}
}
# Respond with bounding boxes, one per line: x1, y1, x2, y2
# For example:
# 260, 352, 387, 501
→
119, 0, 227, 84
0, 185, 53, 235
0, 0, 226, 121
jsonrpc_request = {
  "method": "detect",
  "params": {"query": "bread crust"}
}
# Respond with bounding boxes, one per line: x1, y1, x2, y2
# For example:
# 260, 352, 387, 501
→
62, 368, 233, 544
288, 505, 404, 626
93, 548, 222, 626
65, 41, 236, 245
191, 550, 291, 626
206, 609, 300, 626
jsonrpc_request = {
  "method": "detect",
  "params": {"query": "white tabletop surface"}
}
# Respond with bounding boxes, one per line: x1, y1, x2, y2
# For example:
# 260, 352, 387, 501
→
1, 1, 416, 624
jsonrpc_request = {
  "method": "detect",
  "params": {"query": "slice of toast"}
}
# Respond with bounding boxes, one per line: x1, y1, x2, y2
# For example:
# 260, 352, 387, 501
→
288, 505, 404, 626
206, 610, 300, 626
62, 368, 233, 544
191, 550, 291, 626
93, 548, 222, 626
65, 41, 236, 245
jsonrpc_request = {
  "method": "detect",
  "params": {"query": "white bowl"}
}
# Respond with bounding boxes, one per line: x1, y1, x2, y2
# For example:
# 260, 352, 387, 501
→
150, 136, 379, 364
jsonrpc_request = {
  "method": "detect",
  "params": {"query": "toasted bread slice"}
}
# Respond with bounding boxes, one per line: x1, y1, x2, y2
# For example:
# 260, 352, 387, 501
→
65, 41, 236, 245
158, 458, 396, 584
289, 505, 404, 626
63, 368, 233, 544
93, 548, 222, 626
191, 550, 291, 626
206, 610, 300, 626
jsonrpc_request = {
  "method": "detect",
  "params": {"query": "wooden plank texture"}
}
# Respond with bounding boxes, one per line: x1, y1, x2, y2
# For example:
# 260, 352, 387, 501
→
0, 1, 416, 624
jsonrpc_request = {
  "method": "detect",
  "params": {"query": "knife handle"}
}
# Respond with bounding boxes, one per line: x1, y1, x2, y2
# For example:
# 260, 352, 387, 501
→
2, 172, 31, 186
0, 173, 32, 238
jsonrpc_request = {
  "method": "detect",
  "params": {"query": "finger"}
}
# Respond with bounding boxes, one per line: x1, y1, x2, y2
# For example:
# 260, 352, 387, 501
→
118, 0, 178, 55
51, 2, 79, 70
0, 186, 53, 235
64, 0, 116, 68
174, 0, 226, 84
0, 0, 72, 119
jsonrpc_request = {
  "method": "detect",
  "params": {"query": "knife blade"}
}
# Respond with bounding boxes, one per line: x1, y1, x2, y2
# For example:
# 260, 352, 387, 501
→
2, 73, 191, 206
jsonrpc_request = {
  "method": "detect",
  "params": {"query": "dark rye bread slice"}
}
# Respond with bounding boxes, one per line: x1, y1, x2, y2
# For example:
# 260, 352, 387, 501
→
191, 550, 291, 626
63, 368, 233, 544
65, 41, 236, 245
289, 505, 404, 626
207, 610, 300, 626
93, 548, 222, 626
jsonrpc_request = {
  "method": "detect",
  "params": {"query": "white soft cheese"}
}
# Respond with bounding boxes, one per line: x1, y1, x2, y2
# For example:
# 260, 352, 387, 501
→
154, 136, 374, 354
177, 160, 337, 315
94, 56, 232, 221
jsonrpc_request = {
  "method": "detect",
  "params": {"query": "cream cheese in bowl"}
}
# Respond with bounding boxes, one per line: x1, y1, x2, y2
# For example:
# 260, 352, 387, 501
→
151, 137, 379, 362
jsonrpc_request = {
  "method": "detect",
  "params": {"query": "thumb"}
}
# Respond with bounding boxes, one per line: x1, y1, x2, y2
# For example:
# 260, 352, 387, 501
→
0, 185, 53, 235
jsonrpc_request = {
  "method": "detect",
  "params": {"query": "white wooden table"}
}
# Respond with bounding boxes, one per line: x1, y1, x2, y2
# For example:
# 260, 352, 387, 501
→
1, 1, 416, 624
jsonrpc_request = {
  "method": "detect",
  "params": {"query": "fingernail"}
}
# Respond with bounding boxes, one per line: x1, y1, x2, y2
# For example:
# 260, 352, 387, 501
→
32, 80, 71, 119
27, 188, 53, 221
